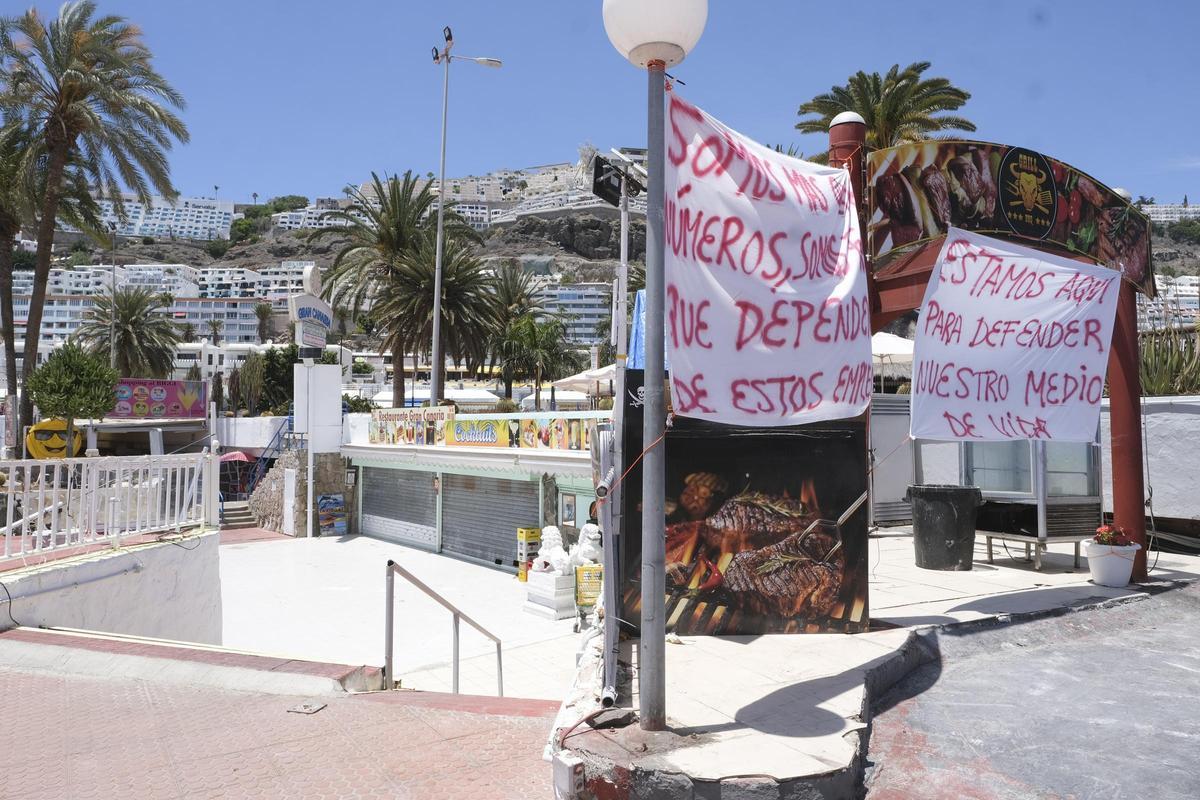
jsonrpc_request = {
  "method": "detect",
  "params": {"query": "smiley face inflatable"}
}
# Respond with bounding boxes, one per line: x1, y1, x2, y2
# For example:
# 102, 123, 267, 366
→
26, 418, 82, 459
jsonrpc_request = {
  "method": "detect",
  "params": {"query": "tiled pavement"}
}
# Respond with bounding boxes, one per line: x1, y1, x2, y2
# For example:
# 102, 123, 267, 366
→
2, 666, 556, 799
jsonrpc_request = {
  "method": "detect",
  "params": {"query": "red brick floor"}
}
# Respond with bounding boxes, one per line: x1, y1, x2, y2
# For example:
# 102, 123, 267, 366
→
218, 527, 293, 545
1, 666, 556, 799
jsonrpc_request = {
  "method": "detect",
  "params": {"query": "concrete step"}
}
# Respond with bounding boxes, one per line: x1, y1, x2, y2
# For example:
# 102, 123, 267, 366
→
220, 500, 256, 530
0, 627, 384, 695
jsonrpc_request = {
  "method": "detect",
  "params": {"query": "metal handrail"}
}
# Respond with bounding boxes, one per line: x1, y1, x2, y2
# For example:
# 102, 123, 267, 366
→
383, 559, 503, 697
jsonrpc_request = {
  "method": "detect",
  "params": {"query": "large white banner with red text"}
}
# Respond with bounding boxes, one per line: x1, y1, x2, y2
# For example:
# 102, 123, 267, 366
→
911, 228, 1119, 442
664, 95, 871, 427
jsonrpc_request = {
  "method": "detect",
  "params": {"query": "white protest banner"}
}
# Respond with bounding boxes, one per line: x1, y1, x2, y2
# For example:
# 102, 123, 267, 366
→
911, 228, 1120, 442
664, 94, 871, 426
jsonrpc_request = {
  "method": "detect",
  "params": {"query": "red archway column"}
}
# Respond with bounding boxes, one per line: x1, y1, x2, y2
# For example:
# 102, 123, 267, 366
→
1107, 280, 1147, 581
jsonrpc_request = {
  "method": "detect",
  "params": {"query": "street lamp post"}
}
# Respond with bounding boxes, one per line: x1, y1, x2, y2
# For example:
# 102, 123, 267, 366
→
108, 222, 117, 370
429, 26, 501, 406
603, 0, 707, 732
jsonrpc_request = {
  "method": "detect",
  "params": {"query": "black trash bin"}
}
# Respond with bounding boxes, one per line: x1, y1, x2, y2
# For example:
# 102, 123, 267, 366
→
906, 485, 983, 571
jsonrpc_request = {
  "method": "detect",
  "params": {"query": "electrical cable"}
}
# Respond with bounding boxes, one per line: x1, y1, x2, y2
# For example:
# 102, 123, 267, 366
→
0, 578, 22, 628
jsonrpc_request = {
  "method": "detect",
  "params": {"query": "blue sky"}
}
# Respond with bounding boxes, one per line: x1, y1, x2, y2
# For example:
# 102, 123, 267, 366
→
23, 0, 1198, 204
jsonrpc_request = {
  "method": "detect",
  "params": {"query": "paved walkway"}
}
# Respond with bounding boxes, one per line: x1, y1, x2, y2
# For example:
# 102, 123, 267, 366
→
866, 582, 1200, 800
219, 535, 578, 699
560, 537, 1200, 797
2, 665, 555, 799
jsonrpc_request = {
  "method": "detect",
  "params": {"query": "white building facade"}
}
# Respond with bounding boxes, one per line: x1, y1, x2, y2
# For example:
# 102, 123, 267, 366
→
58, 193, 235, 240
1143, 204, 1200, 225
541, 282, 611, 345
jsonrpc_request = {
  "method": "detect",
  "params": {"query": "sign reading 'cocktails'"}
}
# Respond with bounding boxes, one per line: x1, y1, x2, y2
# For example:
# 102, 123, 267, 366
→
663, 95, 871, 427
910, 228, 1119, 442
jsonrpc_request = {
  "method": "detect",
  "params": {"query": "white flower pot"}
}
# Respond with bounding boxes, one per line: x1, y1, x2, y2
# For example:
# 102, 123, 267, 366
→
1084, 541, 1141, 587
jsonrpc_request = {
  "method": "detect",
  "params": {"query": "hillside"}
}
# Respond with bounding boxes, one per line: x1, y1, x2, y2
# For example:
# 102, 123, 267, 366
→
79, 211, 1196, 286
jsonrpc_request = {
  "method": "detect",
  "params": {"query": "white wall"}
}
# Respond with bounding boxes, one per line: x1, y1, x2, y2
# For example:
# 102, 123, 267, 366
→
216, 415, 288, 453
0, 531, 222, 644
1099, 396, 1200, 521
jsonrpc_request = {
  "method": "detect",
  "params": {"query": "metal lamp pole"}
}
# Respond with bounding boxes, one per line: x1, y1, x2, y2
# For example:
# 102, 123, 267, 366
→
109, 223, 117, 369
429, 27, 501, 405
602, 0, 708, 733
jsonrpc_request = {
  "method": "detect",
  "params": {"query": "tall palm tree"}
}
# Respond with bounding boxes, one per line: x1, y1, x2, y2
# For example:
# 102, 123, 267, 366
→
253, 302, 272, 343
206, 318, 222, 344
0, 0, 188, 429
0, 120, 100, 419
373, 236, 496, 398
795, 61, 975, 161
310, 171, 477, 405
501, 316, 584, 411
180, 322, 196, 343
489, 261, 544, 398
74, 286, 182, 378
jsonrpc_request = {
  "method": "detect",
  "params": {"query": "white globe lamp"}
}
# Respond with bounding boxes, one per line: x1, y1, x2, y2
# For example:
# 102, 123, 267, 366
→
602, 0, 708, 68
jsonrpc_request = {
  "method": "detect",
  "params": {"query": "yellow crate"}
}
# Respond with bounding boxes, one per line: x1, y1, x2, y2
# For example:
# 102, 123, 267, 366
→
575, 564, 602, 607
517, 527, 541, 543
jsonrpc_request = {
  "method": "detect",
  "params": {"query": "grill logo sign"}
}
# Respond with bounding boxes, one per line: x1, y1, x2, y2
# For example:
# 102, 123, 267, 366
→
999, 148, 1057, 240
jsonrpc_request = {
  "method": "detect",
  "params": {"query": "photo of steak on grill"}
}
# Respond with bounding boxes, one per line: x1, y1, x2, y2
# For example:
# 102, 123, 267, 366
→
919, 165, 952, 227
948, 153, 986, 215
702, 493, 814, 552
723, 528, 844, 618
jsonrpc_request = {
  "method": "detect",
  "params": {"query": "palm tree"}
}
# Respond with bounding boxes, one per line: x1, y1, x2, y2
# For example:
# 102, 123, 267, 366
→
372, 236, 496, 397
74, 286, 182, 378
0, 120, 101, 420
795, 61, 975, 161
206, 319, 222, 345
489, 261, 544, 398
253, 302, 272, 343
311, 171, 477, 405
0, 0, 189, 429
501, 316, 584, 411
180, 322, 196, 343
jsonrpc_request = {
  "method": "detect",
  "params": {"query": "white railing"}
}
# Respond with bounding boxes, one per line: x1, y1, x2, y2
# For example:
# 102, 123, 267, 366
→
0, 449, 218, 561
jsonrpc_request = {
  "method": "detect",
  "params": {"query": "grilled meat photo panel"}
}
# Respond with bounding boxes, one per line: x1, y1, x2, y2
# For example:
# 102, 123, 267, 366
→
619, 370, 870, 635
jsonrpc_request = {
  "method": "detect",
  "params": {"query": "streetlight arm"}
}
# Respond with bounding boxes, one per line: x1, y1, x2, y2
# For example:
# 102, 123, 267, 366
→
449, 55, 502, 68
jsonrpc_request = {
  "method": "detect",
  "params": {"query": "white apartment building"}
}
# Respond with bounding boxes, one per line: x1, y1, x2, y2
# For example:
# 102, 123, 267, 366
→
261, 260, 315, 311
121, 264, 201, 297
195, 267, 264, 299
1143, 204, 1200, 225
541, 282, 611, 345
1139, 274, 1200, 329
58, 193, 235, 240
271, 198, 363, 231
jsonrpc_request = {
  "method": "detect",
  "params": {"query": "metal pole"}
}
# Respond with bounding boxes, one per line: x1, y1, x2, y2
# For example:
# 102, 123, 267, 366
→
601, 178, 630, 708
110, 229, 117, 370
639, 61, 667, 731
495, 641, 504, 697
305, 362, 315, 539
384, 561, 395, 689
451, 612, 460, 694
430, 53, 451, 406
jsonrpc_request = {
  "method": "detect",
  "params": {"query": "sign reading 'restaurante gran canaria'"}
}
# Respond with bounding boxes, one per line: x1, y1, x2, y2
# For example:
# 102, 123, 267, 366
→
867, 141, 1155, 297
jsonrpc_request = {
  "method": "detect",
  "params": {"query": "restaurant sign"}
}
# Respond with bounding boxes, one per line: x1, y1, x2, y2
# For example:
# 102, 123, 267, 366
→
368, 407, 454, 445
867, 141, 1154, 296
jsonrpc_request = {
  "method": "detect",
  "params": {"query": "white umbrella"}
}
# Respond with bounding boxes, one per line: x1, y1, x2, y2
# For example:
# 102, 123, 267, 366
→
872, 332, 914, 379
551, 364, 617, 396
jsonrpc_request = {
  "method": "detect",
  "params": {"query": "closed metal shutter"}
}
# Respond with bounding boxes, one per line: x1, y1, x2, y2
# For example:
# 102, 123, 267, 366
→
441, 474, 539, 568
360, 467, 437, 549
